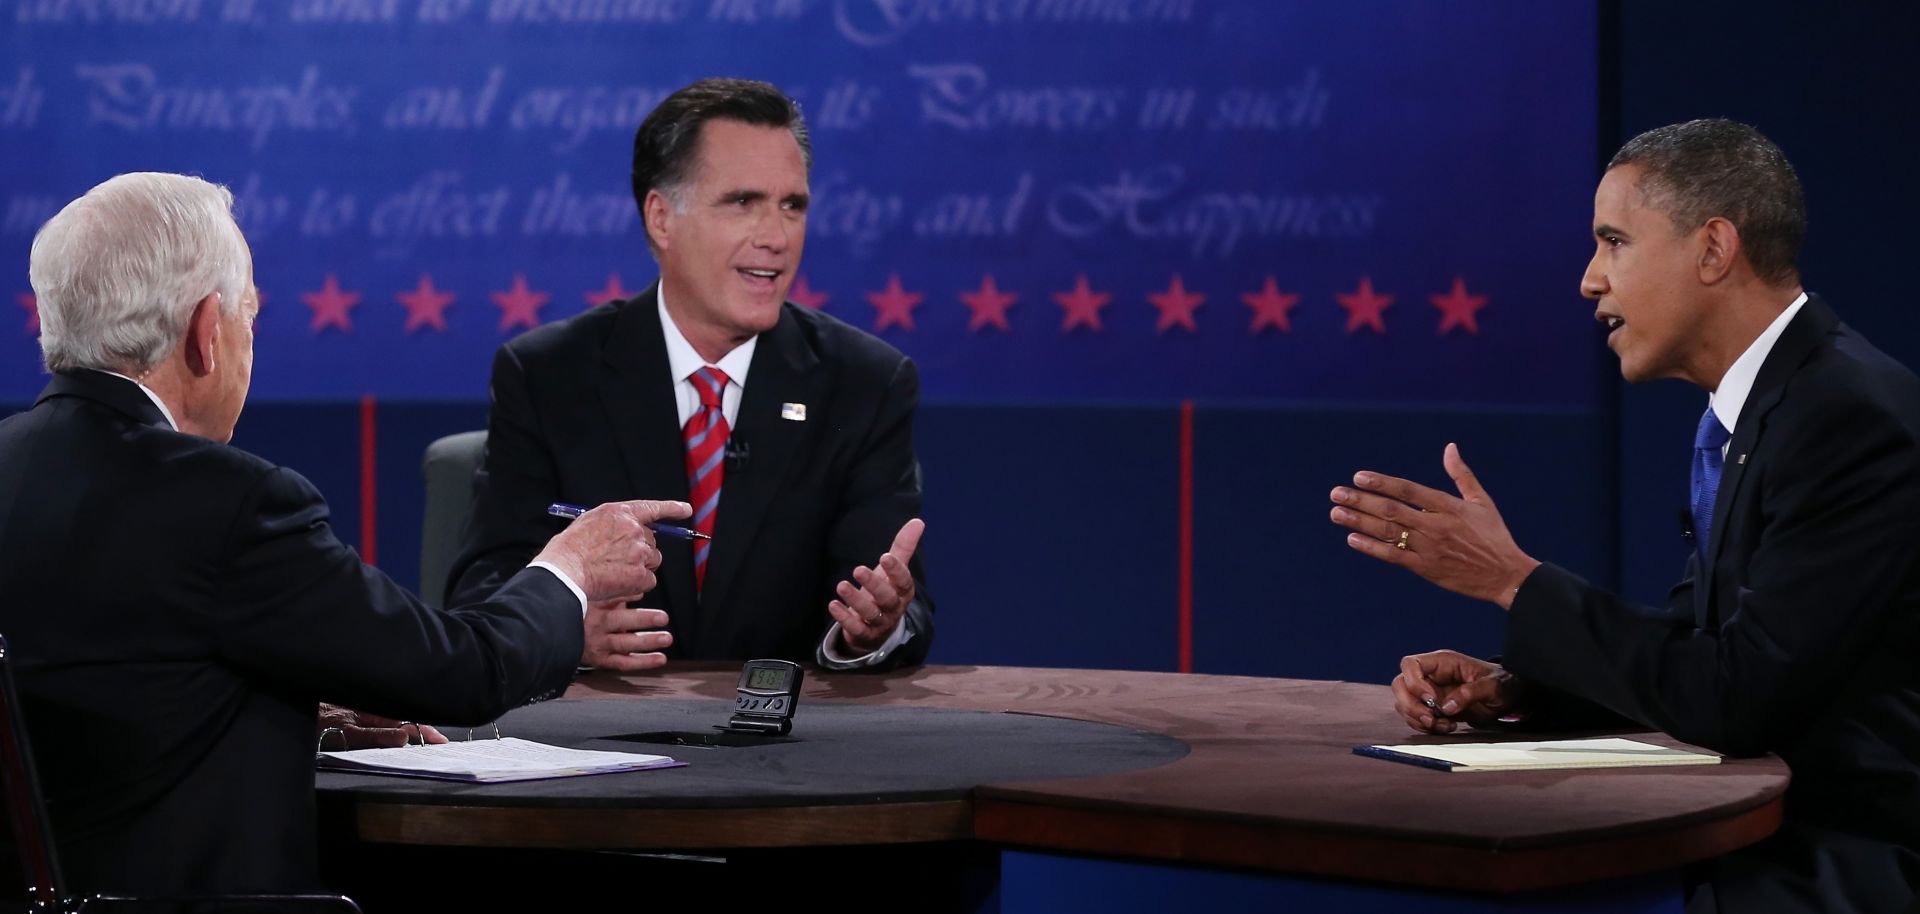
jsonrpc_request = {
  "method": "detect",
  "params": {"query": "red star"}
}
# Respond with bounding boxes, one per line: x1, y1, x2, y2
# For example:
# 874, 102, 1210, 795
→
17, 292, 37, 334
584, 273, 635, 309
1431, 276, 1488, 335
1336, 276, 1393, 334
395, 274, 455, 333
789, 274, 830, 309
866, 273, 922, 332
1054, 274, 1111, 333
1147, 274, 1205, 334
302, 274, 360, 334
1242, 276, 1300, 333
492, 274, 550, 333
959, 274, 1018, 332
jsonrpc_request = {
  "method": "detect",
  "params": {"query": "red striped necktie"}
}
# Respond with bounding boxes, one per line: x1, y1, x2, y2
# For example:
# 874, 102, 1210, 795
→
684, 366, 730, 595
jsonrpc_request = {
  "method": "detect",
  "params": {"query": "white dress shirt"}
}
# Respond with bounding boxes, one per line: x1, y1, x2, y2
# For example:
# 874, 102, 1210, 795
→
658, 286, 756, 427
1708, 292, 1809, 455
657, 286, 912, 668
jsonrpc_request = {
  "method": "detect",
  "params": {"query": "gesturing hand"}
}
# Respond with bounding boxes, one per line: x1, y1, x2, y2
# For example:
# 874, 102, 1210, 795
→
1329, 443, 1540, 609
535, 499, 692, 602
828, 518, 925, 655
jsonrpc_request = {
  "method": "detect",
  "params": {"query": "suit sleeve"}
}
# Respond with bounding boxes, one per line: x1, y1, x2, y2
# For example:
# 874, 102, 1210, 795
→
207, 465, 583, 726
1504, 396, 1920, 755
446, 343, 560, 608
819, 355, 934, 670
1493, 554, 1701, 733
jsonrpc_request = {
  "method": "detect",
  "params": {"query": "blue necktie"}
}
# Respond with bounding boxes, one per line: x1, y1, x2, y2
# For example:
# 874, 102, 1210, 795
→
1690, 406, 1731, 556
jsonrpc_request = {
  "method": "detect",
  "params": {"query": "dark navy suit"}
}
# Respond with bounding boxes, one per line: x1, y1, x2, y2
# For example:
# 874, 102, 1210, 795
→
0, 370, 583, 893
1506, 297, 1920, 913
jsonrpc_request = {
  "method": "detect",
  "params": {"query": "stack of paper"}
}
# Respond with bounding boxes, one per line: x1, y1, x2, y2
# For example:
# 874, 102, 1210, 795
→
1353, 737, 1720, 773
318, 737, 682, 783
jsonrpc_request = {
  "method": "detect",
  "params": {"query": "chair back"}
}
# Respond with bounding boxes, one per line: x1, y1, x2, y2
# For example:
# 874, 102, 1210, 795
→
0, 635, 67, 911
419, 430, 488, 608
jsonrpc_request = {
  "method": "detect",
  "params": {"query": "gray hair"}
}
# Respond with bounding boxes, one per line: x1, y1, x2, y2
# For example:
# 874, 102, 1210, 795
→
29, 172, 249, 375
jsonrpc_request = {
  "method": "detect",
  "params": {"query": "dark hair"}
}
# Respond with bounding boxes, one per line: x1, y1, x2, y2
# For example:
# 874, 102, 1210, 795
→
630, 78, 811, 228
1608, 118, 1805, 286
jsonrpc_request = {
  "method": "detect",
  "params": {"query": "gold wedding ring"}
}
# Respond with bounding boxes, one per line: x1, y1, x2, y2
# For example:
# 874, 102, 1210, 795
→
1394, 530, 1411, 550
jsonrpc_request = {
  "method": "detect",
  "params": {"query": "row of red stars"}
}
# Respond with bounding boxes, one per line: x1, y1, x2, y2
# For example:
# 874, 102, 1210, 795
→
14, 273, 1490, 337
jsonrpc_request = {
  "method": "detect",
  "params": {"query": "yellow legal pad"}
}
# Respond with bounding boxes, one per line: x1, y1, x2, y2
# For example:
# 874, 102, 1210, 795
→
1353, 737, 1721, 772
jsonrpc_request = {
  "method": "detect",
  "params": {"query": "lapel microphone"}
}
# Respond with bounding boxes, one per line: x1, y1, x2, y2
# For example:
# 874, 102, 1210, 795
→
725, 438, 751, 472
1677, 507, 1696, 543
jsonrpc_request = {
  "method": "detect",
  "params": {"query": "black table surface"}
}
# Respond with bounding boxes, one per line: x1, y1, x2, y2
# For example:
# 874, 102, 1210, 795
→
317, 698, 1189, 807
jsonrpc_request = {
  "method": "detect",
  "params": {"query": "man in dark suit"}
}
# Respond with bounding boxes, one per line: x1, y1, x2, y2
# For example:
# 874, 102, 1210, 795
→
1329, 120, 1920, 912
449, 78, 932, 671
1, 172, 688, 893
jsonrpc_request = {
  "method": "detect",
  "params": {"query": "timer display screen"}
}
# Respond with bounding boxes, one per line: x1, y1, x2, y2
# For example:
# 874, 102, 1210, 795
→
747, 667, 789, 691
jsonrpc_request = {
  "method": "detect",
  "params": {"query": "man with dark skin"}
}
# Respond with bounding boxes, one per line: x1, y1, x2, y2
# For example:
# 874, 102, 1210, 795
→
1330, 120, 1920, 912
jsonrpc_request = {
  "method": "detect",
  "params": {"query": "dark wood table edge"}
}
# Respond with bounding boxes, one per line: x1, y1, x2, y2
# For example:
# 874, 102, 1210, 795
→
329, 796, 975, 849
322, 780, 1784, 895
972, 791, 1784, 894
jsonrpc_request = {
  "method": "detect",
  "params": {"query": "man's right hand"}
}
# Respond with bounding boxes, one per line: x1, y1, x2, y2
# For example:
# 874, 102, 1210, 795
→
532, 499, 692, 602
1391, 650, 1528, 734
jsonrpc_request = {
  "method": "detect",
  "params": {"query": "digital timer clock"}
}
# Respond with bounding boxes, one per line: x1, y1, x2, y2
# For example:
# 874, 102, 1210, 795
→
719, 659, 803, 736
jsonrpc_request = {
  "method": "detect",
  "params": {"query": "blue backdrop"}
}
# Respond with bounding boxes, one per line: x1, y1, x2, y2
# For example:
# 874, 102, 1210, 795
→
2, 1, 1598, 406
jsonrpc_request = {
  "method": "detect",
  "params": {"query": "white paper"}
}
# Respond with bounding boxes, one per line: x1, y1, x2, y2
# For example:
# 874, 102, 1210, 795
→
1367, 737, 1720, 772
318, 737, 679, 782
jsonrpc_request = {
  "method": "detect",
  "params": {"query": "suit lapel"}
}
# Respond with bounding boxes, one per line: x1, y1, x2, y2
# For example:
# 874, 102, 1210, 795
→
697, 305, 824, 631
1699, 296, 1838, 623
595, 285, 701, 647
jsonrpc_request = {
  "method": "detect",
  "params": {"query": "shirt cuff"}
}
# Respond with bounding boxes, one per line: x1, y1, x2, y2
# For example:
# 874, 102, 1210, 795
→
526, 560, 588, 617
819, 610, 915, 669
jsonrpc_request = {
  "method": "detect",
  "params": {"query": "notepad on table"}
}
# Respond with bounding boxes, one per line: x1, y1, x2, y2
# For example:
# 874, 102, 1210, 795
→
318, 737, 683, 783
1353, 737, 1720, 772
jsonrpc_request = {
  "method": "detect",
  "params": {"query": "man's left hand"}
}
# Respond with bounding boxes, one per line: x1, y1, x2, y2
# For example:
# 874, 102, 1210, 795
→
317, 703, 447, 749
1329, 443, 1541, 609
581, 600, 672, 672
828, 518, 925, 655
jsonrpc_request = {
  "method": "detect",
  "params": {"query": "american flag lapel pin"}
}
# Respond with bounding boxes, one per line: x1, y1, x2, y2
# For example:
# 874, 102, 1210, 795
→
781, 402, 807, 421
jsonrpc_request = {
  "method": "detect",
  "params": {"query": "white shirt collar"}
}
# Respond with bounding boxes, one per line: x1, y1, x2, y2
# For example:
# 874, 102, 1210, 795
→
1710, 291, 1809, 435
94, 368, 180, 431
657, 283, 756, 388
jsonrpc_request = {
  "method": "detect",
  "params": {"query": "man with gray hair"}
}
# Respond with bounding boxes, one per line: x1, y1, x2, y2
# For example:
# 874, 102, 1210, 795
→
1332, 119, 1920, 911
1, 172, 690, 893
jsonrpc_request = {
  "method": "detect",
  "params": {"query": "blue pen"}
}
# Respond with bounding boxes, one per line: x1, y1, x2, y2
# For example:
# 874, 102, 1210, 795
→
547, 502, 710, 541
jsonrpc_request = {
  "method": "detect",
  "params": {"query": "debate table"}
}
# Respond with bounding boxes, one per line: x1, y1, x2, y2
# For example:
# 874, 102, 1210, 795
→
314, 664, 1786, 911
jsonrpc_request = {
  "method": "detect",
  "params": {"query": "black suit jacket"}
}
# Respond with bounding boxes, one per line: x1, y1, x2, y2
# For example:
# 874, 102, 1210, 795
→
1504, 297, 1920, 912
448, 286, 932, 668
0, 371, 583, 894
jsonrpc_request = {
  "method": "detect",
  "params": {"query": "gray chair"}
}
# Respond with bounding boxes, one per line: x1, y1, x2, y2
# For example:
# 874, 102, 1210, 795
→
419, 430, 487, 609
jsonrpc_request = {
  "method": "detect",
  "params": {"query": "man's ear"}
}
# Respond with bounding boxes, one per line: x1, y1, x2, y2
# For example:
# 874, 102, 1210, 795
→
182, 292, 221, 377
643, 189, 674, 253
1697, 216, 1741, 285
